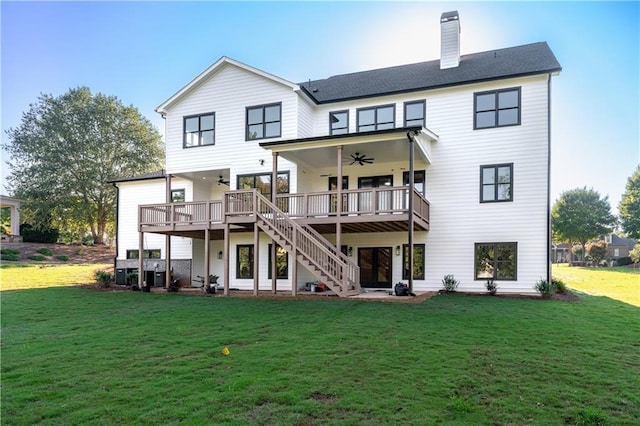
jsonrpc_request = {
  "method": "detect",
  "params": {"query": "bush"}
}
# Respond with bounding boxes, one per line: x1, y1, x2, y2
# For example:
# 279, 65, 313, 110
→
552, 276, 567, 294
1, 248, 19, 255
616, 256, 632, 266
441, 274, 459, 292
586, 240, 608, 266
534, 279, 554, 297
1, 253, 20, 261
28, 254, 46, 261
486, 279, 498, 295
95, 271, 112, 288
36, 247, 53, 256
20, 224, 59, 243
56, 255, 69, 262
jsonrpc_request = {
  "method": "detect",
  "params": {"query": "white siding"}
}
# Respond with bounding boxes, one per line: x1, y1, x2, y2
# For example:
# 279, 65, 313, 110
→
116, 178, 192, 260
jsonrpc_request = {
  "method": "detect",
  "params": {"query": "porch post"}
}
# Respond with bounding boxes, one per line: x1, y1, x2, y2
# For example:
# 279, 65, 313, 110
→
407, 131, 417, 292
138, 231, 144, 288
204, 228, 210, 290
336, 145, 343, 255
223, 224, 230, 295
271, 152, 278, 294
254, 223, 260, 295
165, 173, 172, 289
291, 227, 298, 296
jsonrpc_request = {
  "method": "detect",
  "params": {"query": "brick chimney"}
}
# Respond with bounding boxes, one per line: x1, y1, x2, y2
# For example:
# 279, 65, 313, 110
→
440, 11, 460, 69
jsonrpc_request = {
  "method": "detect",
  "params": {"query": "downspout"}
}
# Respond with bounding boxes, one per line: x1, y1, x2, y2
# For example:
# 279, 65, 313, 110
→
547, 73, 553, 282
111, 181, 119, 275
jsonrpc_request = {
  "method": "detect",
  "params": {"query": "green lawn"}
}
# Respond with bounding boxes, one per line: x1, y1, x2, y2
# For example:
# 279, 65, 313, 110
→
2, 286, 638, 425
553, 264, 640, 307
0, 264, 111, 291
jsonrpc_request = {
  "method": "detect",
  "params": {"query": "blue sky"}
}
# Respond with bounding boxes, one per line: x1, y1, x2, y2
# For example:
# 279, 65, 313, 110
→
2, 1, 638, 215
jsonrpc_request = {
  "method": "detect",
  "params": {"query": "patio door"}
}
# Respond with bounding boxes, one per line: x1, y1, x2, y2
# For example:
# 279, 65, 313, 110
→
328, 176, 348, 215
358, 175, 393, 213
358, 247, 392, 288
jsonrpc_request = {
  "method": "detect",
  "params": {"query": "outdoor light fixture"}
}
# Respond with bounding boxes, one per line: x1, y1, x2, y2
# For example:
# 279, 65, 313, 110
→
217, 251, 223, 260
259, 159, 265, 165
395, 246, 401, 256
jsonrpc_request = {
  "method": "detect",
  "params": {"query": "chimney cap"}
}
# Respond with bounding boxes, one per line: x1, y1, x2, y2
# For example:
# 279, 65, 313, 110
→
441, 10, 459, 23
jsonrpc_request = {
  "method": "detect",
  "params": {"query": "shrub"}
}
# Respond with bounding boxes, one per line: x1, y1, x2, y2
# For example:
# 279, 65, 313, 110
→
36, 247, 54, 256
616, 256, 632, 266
552, 276, 567, 294
95, 270, 112, 288
20, 223, 59, 243
586, 241, 607, 266
486, 279, 498, 295
28, 254, 46, 261
441, 274, 459, 292
1, 253, 19, 261
534, 279, 554, 297
1, 248, 19, 255
56, 255, 69, 262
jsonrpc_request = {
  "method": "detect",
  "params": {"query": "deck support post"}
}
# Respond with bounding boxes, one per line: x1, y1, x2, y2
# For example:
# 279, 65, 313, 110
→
254, 223, 260, 295
138, 231, 144, 288
204, 228, 210, 290
271, 152, 278, 294
224, 224, 230, 295
407, 130, 419, 292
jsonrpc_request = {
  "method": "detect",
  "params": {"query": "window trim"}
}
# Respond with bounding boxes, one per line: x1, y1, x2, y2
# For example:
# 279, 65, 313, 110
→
480, 163, 513, 203
236, 244, 254, 279
329, 110, 349, 135
171, 189, 185, 203
474, 87, 521, 130
236, 171, 290, 198
267, 243, 289, 279
126, 249, 161, 260
474, 242, 518, 281
183, 112, 215, 148
356, 104, 396, 132
246, 102, 282, 141
403, 100, 426, 127
402, 244, 425, 280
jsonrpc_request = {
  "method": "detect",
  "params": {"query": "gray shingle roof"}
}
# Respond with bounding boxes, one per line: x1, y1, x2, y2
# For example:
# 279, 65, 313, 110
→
299, 42, 561, 104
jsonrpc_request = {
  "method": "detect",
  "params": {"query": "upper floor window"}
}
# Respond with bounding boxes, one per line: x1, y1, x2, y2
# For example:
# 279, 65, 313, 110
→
184, 113, 215, 147
480, 164, 513, 203
330, 110, 349, 135
475, 242, 517, 280
474, 88, 521, 129
237, 171, 289, 199
246, 103, 281, 140
404, 100, 425, 127
357, 104, 395, 132
171, 189, 185, 203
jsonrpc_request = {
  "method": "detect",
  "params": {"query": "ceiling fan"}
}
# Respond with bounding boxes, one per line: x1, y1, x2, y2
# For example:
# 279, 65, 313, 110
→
217, 176, 229, 186
349, 152, 374, 166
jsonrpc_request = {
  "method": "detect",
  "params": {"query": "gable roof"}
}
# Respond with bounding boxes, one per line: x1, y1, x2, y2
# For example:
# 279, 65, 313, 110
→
299, 42, 561, 104
156, 57, 300, 115
610, 234, 639, 248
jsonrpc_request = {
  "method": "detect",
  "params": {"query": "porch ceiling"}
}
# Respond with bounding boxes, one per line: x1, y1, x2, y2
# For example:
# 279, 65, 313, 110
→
261, 126, 437, 170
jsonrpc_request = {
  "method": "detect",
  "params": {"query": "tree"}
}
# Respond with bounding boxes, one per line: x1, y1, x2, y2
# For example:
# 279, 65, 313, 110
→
3, 87, 164, 244
619, 165, 640, 239
551, 187, 617, 262
630, 244, 640, 269
586, 240, 607, 266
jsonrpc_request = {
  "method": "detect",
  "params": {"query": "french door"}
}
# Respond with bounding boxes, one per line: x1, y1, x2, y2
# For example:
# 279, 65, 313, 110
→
358, 247, 392, 288
357, 175, 393, 212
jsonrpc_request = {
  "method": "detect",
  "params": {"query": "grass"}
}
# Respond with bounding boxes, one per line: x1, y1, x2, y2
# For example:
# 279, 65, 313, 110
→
0, 264, 111, 291
2, 286, 639, 425
553, 264, 640, 307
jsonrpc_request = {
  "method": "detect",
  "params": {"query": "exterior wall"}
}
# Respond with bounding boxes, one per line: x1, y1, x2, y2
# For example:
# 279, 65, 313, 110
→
141, 60, 552, 294
116, 178, 192, 261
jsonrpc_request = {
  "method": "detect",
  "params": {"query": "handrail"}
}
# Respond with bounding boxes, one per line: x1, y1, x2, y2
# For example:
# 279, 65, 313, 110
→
253, 191, 359, 296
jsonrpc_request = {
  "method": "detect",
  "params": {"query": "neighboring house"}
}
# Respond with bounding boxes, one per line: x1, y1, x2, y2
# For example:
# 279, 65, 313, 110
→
0, 195, 22, 242
111, 11, 561, 295
551, 243, 571, 263
604, 233, 638, 261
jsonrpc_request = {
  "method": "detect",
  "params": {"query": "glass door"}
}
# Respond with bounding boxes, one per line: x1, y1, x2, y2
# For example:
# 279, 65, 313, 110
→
358, 247, 392, 288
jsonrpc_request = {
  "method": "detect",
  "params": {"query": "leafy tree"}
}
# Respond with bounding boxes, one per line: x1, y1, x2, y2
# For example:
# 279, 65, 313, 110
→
0, 207, 10, 235
551, 187, 617, 261
3, 87, 164, 244
630, 244, 640, 268
619, 165, 640, 239
586, 240, 607, 266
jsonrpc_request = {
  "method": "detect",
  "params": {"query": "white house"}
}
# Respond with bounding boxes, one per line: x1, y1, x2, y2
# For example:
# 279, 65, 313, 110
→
111, 11, 561, 296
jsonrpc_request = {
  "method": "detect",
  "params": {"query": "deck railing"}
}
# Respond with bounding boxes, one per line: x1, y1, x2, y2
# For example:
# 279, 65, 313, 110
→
140, 187, 429, 228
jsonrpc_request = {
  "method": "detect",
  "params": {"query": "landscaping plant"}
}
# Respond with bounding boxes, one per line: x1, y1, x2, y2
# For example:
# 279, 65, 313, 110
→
441, 274, 459, 292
